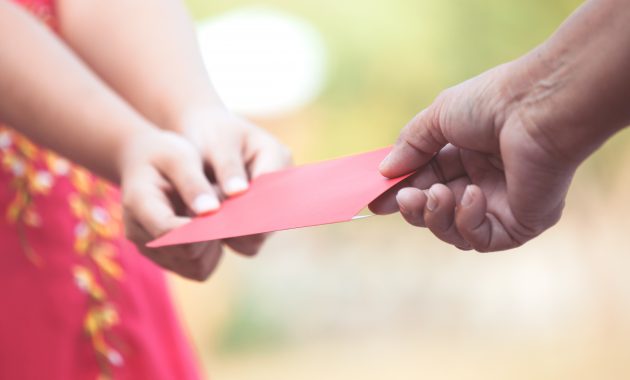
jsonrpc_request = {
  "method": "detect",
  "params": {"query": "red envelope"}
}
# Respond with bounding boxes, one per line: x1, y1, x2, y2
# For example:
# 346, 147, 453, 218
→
148, 147, 410, 247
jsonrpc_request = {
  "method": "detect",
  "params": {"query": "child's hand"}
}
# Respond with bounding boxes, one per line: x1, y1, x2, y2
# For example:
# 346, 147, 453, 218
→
177, 108, 293, 256
180, 108, 292, 193
120, 129, 226, 281
119, 111, 292, 280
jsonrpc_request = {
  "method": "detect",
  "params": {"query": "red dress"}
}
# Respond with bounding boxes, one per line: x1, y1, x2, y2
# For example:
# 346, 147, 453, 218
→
0, 1, 202, 379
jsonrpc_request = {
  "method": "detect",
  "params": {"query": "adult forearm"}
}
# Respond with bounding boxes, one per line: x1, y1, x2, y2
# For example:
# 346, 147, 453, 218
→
0, 1, 154, 183
56, 0, 225, 133
506, 0, 630, 163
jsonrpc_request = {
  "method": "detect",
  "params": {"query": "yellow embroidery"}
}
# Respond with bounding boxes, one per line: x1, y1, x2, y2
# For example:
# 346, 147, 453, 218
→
92, 243, 124, 280
0, 126, 126, 378
67, 165, 126, 377
5, 2, 123, 378
5, 4, 125, 378
1, 130, 51, 265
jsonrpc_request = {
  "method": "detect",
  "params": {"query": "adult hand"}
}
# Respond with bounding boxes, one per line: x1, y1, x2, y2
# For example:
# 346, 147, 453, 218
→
370, 0, 630, 252
369, 58, 621, 251
370, 63, 572, 251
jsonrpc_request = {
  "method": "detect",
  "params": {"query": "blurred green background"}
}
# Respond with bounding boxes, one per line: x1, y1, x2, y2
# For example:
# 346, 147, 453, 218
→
172, 1, 630, 379
187, 0, 583, 159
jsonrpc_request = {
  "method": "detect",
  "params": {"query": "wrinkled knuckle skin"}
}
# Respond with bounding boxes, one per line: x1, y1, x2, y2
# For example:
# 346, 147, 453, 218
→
436, 87, 454, 102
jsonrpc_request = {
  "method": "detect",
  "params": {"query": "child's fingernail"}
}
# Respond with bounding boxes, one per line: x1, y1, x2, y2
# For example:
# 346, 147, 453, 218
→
426, 189, 438, 211
461, 185, 474, 207
192, 193, 220, 214
225, 177, 249, 195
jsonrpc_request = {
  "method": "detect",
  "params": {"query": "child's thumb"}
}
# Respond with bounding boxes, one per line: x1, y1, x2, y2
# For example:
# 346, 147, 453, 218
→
159, 151, 220, 216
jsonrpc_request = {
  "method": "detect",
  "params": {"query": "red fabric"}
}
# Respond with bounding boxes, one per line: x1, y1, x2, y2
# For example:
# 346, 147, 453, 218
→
0, 2, 202, 379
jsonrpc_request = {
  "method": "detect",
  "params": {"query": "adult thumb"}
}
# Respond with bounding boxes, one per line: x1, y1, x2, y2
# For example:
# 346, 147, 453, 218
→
379, 103, 447, 178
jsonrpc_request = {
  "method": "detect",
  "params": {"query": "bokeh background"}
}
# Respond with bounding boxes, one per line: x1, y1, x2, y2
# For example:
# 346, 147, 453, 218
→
172, 0, 630, 378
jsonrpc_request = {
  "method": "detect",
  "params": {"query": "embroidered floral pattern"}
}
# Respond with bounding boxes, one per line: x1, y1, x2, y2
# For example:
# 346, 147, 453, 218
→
1, 130, 52, 265
5, 1, 127, 376
0, 125, 126, 379
68, 166, 126, 378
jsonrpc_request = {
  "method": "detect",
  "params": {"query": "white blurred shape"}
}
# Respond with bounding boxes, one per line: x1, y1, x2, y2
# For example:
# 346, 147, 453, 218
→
196, 8, 327, 117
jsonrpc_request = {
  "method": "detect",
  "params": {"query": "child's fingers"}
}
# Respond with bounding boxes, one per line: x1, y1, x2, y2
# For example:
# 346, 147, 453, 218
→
123, 209, 154, 247
124, 206, 224, 281
424, 183, 472, 250
129, 192, 188, 238
171, 241, 224, 282
455, 184, 493, 252
225, 233, 269, 256
124, 202, 206, 261
157, 147, 220, 215
193, 242, 224, 281
203, 137, 250, 196
122, 170, 190, 238
247, 135, 293, 178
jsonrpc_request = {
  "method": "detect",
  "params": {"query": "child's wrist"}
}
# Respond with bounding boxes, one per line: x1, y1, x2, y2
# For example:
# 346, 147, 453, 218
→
160, 95, 229, 135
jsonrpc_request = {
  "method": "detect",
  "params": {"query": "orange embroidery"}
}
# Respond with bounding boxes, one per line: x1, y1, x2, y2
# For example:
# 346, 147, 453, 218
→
68, 166, 126, 377
0, 126, 126, 379
1, 130, 53, 265
6, 3, 125, 378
